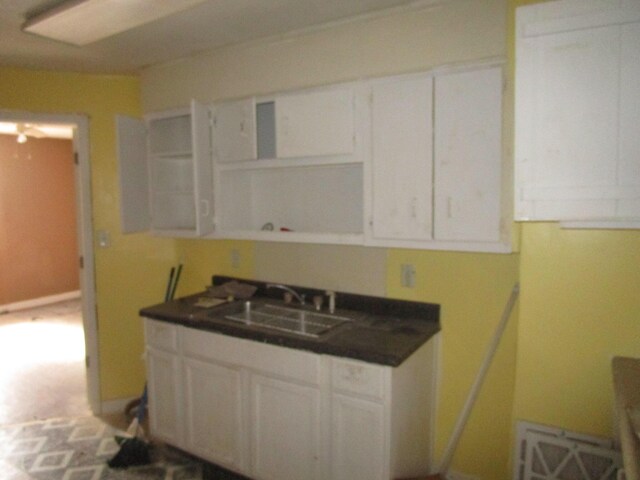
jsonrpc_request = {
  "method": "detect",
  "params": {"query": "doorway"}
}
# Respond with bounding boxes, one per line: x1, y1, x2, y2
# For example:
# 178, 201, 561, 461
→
0, 111, 99, 418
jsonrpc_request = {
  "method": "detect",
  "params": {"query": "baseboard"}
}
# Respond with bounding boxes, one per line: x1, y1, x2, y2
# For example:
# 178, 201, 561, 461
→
100, 396, 140, 416
0, 290, 81, 314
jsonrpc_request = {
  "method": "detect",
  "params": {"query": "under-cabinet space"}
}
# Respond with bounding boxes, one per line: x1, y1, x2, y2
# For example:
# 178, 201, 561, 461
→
216, 163, 363, 237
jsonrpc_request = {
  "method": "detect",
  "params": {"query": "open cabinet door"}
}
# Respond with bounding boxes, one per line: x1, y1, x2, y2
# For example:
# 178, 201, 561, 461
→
117, 115, 150, 233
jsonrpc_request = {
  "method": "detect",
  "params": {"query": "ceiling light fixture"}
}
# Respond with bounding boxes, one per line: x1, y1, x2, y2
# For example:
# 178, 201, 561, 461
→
22, 0, 207, 46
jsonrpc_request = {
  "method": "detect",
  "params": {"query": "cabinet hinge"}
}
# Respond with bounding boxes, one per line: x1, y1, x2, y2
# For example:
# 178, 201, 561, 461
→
74, 152, 79, 165
79, 256, 84, 269
85, 355, 90, 368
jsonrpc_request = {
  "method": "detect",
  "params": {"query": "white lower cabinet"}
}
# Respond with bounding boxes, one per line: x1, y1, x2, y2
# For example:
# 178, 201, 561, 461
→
183, 357, 245, 472
250, 374, 322, 480
331, 394, 386, 480
144, 318, 437, 480
146, 347, 183, 447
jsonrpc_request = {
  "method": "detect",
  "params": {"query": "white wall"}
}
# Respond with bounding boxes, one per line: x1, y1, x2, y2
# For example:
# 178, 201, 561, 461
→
141, 0, 506, 111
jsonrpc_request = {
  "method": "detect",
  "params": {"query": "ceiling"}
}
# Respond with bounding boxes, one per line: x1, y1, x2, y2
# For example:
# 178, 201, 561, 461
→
0, 0, 424, 75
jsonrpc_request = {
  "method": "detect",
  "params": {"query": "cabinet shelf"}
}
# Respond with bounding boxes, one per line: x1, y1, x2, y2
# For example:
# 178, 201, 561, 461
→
212, 230, 364, 245
216, 154, 361, 173
150, 150, 193, 159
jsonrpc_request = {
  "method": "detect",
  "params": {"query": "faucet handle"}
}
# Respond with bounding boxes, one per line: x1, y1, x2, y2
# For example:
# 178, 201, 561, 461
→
312, 295, 323, 311
325, 290, 336, 314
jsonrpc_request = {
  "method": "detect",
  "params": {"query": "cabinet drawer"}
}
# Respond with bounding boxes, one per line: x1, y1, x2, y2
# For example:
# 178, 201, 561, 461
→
182, 327, 321, 385
144, 319, 179, 352
331, 358, 386, 399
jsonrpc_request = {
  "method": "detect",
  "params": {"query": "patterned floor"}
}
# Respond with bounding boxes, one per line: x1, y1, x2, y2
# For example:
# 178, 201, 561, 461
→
0, 416, 202, 479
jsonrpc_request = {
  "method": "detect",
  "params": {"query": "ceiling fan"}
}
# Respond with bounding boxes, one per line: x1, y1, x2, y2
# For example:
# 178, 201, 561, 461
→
15, 123, 46, 143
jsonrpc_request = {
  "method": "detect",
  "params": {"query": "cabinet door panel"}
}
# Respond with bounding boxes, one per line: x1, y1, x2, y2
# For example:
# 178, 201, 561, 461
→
192, 100, 214, 235
183, 358, 245, 470
116, 115, 150, 234
331, 394, 386, 480
370, 76, 433, 241
147, 348, 181, 445
619, 22, 640, 216
276, 88, 354, 158
434, 67, 502, 242
251, 375, 321, 480
515, 2, 638, 221
212, 98, 257, 163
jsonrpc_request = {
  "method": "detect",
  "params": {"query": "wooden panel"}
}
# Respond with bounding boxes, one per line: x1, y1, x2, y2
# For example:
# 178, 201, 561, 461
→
434, 67, 502, 242
251, 374, 322, 480
212, 98, 256, 163
370, 75, 433, 241
147, 347, 182, 445
116, 115, 150, 234
276, 87, 354, 158
331, 358, 386, 400
331, 394, 386, 480
183, 357, 245, 470
144, 319, 178, 352
182, 327, 321, 384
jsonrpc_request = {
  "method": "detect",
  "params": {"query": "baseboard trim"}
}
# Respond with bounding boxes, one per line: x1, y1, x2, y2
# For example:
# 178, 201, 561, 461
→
0, 290, 81, 314
100, 396, 140, 416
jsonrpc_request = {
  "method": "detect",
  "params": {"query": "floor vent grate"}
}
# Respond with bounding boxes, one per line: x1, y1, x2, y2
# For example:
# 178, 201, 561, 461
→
514, 421, 624, 480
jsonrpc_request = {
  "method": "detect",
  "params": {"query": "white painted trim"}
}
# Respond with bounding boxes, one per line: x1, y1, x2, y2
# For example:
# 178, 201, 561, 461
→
0, 109, 100, 415
101, 396, 140, 415
429, 332, 442, 473
0, 290, 81, 314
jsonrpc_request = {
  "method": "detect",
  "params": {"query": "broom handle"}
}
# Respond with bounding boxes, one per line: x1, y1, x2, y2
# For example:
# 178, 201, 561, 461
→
438, 283, 520, 473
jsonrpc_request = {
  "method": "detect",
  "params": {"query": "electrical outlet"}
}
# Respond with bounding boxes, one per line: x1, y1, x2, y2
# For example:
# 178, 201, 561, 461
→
401, 264, 416, 288
230, 249, 240, 269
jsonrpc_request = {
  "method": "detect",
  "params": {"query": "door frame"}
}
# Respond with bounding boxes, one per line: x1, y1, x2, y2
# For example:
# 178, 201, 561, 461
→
0, 109, 100, 413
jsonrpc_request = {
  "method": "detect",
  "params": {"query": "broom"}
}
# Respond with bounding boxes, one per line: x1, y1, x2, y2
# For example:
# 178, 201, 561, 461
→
108, 264, 182, 468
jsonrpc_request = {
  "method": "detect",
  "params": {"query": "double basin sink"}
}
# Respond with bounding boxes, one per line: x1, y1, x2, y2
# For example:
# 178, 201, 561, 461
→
222, 301, 353, 338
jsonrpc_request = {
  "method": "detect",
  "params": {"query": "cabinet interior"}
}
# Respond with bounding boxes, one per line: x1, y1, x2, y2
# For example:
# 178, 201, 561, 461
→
217, 163, 363, 234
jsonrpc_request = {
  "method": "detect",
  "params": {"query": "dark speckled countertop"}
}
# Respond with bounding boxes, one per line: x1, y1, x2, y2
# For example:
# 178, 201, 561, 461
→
140, 276, 440, 367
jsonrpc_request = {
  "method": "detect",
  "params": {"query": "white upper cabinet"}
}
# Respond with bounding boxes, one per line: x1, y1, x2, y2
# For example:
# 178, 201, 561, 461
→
515, 0, 640, 226
212, 98, 257, 163
117, 100, 214, 237
275, 87, 355, 159
368, 74, 434, 242
434, 67, 503, 243
366, 66, 508, 252
211, 84, 364, 244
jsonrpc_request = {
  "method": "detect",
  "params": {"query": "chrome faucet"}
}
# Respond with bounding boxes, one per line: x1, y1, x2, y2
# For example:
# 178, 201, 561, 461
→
266, 283, 305, 305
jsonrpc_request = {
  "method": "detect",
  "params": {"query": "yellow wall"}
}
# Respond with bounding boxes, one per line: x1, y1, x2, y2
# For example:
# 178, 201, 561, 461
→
0, 67, 176, 401
514, 223, 640, 435
387, 250, 519, 476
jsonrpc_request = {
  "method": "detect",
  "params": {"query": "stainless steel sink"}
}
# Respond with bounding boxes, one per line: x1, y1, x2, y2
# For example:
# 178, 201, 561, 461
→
225, 302, 352, 338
